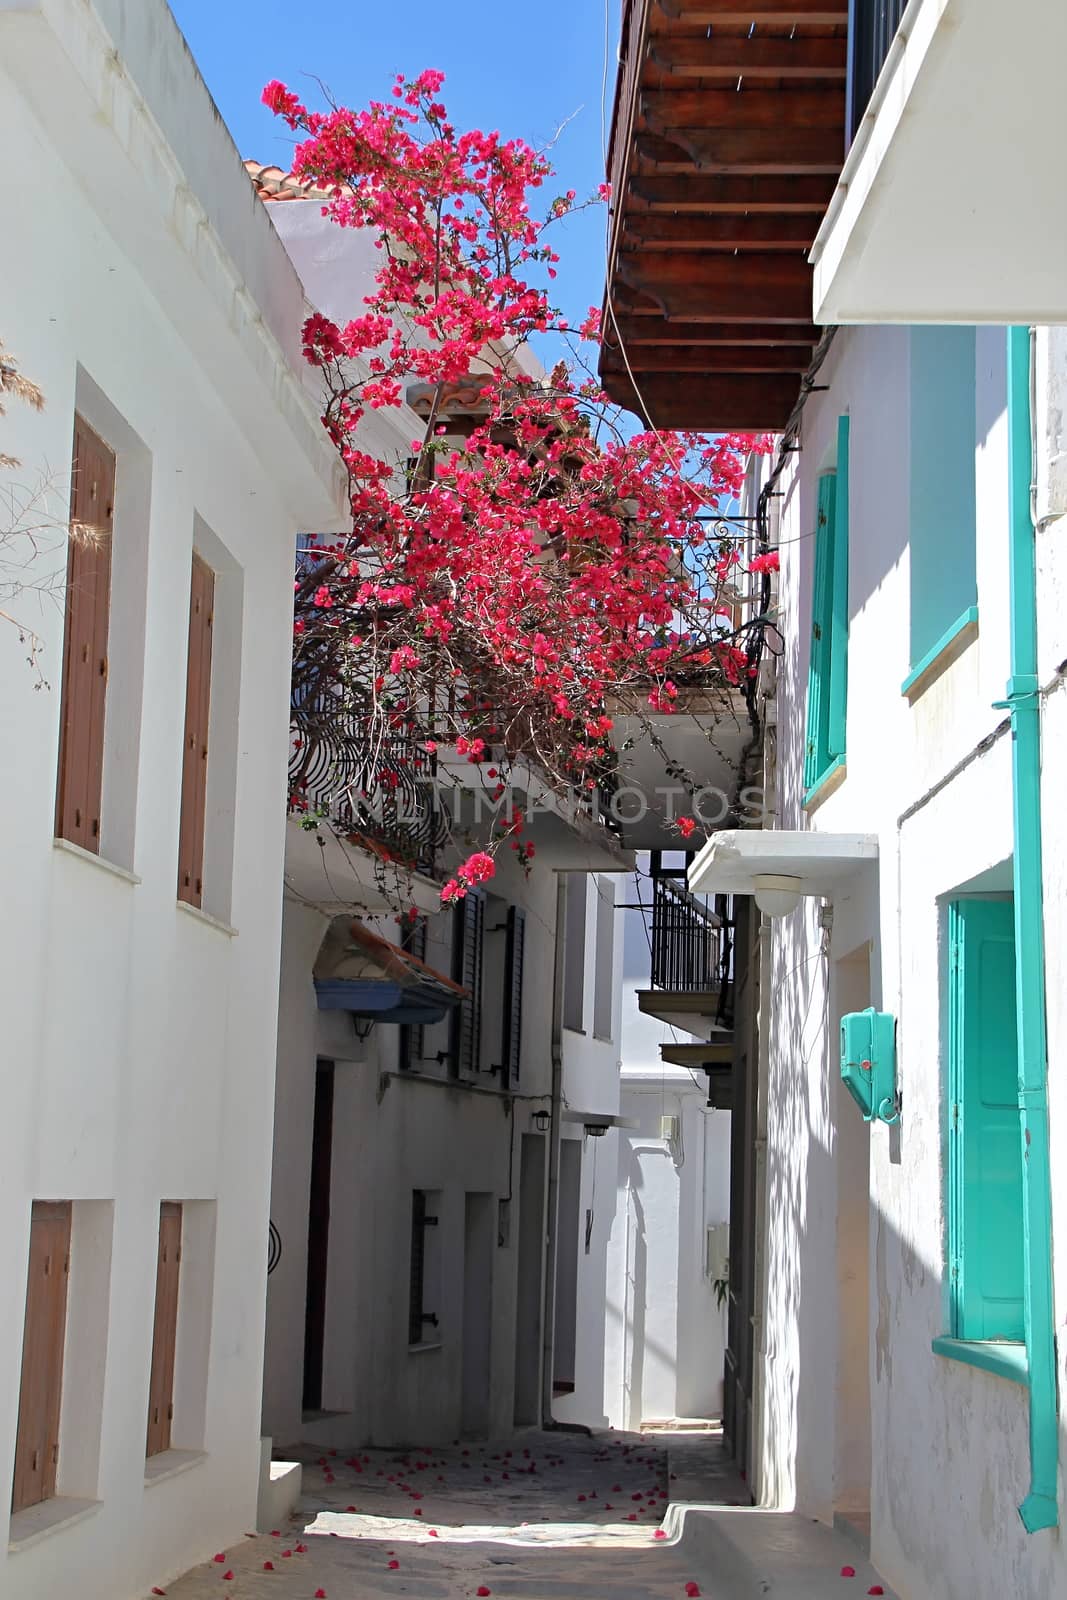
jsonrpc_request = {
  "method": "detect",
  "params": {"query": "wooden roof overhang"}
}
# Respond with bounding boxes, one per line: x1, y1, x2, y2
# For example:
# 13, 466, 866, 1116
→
600, 0, 848, 431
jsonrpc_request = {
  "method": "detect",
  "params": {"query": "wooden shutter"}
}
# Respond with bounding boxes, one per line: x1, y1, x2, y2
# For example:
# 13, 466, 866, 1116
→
827, 414, 850, 761
146, 1202, 182, 1457
501, 905, 526, 1089
177, 555, 215, 907
450, 891, 484, 1077
13, 1202, 72, 1512
948, 900, 1025, 1341
55, 418, 114, 851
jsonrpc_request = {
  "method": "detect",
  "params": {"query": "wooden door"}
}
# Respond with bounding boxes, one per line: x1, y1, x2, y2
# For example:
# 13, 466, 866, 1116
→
12, 1202, 72, 1512
177, 555, 215, 907
146, 1203, 182, 1457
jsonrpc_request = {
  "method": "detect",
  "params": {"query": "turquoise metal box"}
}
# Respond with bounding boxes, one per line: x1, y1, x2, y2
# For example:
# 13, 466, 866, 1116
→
841, 1008, 899, 1124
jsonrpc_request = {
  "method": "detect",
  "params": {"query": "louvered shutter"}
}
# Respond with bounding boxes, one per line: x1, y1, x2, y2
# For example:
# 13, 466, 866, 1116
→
450, 891, 484, 1076
501, 905, 526, 1089
146, 1203, 182, 1457
177, 555, 215, 907
13, 1202, 72, 1512
948, 900, 1024, 1342
803, 470, 835, 793
408, 1188, 427, 1344
55, 418, 114, 851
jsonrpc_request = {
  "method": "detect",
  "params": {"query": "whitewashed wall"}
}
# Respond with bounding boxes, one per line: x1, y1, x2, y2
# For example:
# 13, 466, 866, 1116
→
599, 880, 731, 1430
764, 322, 1067, 1599
0, 2, 341, 1596
262, 855, 560, 1448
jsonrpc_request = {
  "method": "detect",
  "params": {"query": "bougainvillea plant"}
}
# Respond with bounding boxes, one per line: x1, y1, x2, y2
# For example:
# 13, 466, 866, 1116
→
264, 71, 774, 902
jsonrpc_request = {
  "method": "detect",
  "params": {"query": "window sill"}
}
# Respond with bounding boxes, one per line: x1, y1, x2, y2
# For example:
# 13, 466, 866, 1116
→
407, 1341, 443, 1355
932, 1335, 1028, 1386
902, 607, 979, 701
803, 755, 847, 812
53, 836, 140, 885
176, 900, 238, 937
144, 1448, 207, 1488
8, 1496, 101, 1553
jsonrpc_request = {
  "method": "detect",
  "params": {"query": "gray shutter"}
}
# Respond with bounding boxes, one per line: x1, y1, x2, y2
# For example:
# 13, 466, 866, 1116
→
450, 891, 484, 1076
501, 905, 526, 1089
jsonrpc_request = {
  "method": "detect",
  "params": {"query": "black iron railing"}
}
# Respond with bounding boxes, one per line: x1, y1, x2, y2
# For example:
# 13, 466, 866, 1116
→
847, 0, 908, 148
650, 875, 721, 994
289, 696, 445, 876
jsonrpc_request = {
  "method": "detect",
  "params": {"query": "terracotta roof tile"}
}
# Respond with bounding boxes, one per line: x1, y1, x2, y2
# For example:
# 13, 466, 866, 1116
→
244, 158, 354, 203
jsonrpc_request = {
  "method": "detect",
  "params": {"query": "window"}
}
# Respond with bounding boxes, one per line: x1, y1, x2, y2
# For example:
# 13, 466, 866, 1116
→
56, 418, 114, 851
562, 875, 587, 1032
408, 1189, 441, 1345
803, 415, 850, 800
904, 328, 978, 691
450, 892, 484, 1076
947, 899, 1024, 1343
398, 918, 428, 1072
146, 1203, 182, 1457
13, 1202, 72, 1512
592, 877, 615, 1041
177, 553, 215, 907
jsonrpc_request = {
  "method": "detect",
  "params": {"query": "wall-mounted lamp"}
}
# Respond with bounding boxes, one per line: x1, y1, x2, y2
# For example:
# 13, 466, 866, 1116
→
752, 874, 803, 919
532, 1109, 551, 1133
583, 1119, 610, 1139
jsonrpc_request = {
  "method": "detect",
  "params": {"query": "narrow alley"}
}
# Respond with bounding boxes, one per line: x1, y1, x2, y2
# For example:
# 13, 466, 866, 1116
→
161, 1433, 893, 1600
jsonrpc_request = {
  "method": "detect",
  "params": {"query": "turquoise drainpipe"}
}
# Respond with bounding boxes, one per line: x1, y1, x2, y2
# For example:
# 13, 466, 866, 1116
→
1005, 325, 1058, 1534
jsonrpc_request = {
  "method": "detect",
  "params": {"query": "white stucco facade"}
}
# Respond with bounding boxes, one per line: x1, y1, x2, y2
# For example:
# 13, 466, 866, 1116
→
601, 892, 730, 1432
0, 2, 343, 1596
736, 323, 1067, 1599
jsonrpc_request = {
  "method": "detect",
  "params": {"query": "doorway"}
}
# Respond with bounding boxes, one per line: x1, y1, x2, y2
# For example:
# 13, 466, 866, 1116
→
513, 1133, 546, 1425
302, 1059, 334, 1414
462, 1193, 494, 1435
833, 947, 872, 1524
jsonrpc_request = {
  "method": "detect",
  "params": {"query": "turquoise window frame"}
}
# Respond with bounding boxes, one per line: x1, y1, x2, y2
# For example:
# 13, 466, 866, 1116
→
943, 898, 1027, 1370
803, 415, 849, 801
905, 327, 978, 688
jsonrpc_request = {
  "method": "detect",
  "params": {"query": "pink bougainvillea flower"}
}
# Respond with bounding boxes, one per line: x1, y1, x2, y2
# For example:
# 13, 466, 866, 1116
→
223, 1573, 235, 1582
213, 1554, 226, 1564
654, 1529, 667, 1540
749, 550, 780, 574
477, 1588, 492, 1596
316, 1590, 328, 1598
840, 1568, 856, 1579
388, 1559, 400, 1570
151, 1589, 166, 1596
868, 1589, 885, 1596
685, 1586, 701, 1598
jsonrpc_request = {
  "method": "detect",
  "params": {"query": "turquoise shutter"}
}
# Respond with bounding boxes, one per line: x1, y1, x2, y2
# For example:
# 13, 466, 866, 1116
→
803, 471, 836, 792
827, 415, 849, 759
948, 899, 1025, 1342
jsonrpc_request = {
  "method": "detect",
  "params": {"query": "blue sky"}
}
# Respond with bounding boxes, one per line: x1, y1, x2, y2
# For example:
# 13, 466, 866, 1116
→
169, 0, 622, 372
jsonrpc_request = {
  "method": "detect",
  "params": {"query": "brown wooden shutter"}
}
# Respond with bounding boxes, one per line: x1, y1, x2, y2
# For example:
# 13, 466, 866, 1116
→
55, 418, 114, 851
177, 555, 214, 907
146, 1202, 182, 1458
12, 1202, 72, 1513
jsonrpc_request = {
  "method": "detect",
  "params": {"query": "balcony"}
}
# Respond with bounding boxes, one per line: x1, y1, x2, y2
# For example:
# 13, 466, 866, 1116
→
600, 0, 849, 432
286, 696, 447, 914
636, 863, 734, 1035
812, 0, 1067, 323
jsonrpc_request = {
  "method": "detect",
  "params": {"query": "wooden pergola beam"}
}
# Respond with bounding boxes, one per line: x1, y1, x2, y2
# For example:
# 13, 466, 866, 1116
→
629, 173, 838, 212
649, 35, 847, 77
636, 128, 844, 174
657, 0, 849, 23
602, 344, 810, 371
617, 251, 814, 322
602, 367, 803, 430
641, 87, 846, 130
605, 314, 819, 345
623, 212, 818, 249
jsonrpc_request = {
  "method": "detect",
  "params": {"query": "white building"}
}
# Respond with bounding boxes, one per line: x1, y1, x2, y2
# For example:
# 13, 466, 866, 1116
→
0, 1, 343, 1596
691, 322, 1067, 1599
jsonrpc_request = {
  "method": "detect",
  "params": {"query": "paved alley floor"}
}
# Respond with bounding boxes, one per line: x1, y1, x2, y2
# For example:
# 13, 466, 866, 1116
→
155, 1431, 896, 1600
